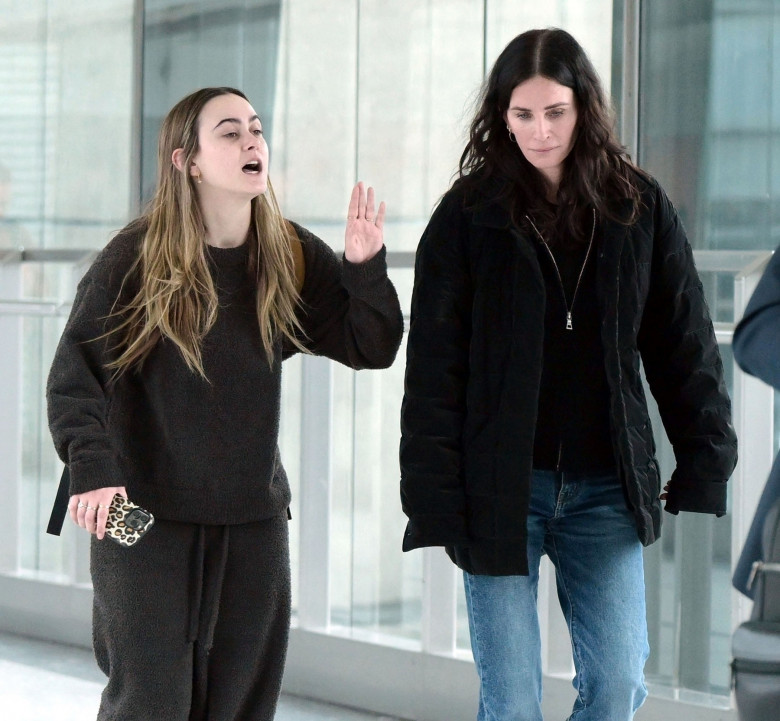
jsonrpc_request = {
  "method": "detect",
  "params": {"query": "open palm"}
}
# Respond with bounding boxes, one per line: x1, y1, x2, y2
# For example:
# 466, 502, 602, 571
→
345, 181, 386, 263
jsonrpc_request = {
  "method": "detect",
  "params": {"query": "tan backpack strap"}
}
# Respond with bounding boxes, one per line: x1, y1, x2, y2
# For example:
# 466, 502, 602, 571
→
285, 220, 305, 293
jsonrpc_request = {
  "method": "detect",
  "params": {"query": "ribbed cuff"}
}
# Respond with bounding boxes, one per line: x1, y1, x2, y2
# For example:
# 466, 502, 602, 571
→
402, 513, 469, 552
341, 246, 388, 294
68, 454, 123, 495
664, 476, 728, 517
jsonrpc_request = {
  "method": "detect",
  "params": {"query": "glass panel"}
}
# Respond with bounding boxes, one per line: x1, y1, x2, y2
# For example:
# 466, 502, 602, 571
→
328, 0, 489, 640
456, 578, 470, 650
271, 0, 486, 640
141, 0, 283, 201
0, 0, 135, 578
0, 1, 134, 252
486, 0, 614, 92
0, 0, 45, 252
640, 0, 780, 699
641, 349, 735, 700
640, 0, 779, 253
327, 307, 417, 639
643, 341, 735, 697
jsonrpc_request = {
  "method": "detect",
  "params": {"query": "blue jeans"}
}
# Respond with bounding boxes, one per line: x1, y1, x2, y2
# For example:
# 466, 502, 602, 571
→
463, 470, 649, 721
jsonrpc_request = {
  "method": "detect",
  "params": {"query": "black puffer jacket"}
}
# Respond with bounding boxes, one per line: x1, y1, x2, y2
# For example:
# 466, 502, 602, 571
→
400, 173, 738, 576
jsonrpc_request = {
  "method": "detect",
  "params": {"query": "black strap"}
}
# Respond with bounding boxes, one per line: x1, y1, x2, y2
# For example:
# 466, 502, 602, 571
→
46, 466, 70, 536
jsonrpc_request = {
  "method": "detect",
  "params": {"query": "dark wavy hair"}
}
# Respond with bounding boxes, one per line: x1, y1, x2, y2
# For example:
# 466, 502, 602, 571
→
458, 28, 643, 243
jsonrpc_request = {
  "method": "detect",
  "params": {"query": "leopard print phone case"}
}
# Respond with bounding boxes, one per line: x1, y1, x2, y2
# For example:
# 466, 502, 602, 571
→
105, 494, 155, 547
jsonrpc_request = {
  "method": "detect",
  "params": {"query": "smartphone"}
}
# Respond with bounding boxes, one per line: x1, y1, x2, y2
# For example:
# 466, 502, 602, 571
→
105, 493, 155, 547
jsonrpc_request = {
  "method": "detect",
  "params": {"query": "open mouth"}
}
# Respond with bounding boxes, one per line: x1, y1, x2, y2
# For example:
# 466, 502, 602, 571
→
242, 161, 261, 174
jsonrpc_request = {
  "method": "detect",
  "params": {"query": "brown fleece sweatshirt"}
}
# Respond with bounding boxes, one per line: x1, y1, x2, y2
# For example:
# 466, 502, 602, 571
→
47, 219, 403, 524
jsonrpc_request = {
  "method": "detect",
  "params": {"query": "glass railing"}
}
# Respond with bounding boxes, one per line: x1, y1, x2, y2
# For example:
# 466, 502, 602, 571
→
1, 241, 775, 718
287, 249, 776, 709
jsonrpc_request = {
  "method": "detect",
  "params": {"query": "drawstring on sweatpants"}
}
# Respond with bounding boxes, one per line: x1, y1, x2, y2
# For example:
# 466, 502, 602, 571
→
204, 525, 230, 650
188, 526, 206, 643
187, 524, 231, 650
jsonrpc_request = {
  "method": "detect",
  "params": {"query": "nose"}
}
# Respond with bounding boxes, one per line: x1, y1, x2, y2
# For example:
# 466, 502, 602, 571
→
532, 116, 550, 140
243, 129, 260, 149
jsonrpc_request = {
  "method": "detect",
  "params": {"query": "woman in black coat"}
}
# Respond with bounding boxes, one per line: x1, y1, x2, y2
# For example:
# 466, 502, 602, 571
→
400, 29, 737, 721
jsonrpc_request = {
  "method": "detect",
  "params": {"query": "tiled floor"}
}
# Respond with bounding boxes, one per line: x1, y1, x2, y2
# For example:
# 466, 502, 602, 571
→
0, 632, 405, 721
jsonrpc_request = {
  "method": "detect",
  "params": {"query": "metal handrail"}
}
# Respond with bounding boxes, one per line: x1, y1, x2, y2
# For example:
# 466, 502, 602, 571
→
693, 249, 772, 273
0, 246, 771, 272
0, 299, 72, 317
0, 248, 97, 265
0, 250, 773, 325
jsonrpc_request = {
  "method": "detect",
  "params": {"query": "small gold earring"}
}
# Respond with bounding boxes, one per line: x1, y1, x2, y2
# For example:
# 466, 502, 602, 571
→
507, 125, 516, 143
194, 170, 202, 184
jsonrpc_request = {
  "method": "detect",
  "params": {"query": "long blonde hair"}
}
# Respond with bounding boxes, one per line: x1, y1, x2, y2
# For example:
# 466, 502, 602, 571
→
107, 87, 305, 378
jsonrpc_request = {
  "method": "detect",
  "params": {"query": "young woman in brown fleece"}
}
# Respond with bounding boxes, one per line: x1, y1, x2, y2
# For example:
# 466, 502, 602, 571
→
47, 86, 403, 721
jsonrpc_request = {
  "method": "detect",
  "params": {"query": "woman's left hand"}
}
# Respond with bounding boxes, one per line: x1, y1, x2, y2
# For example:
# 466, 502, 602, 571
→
345, 181, 386, 264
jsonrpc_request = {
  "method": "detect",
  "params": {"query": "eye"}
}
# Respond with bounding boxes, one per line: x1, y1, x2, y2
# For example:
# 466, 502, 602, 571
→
514, 111, 532, 121
547, 109, 565, 119
224, 131, 239, 138
252, 128, 264, 136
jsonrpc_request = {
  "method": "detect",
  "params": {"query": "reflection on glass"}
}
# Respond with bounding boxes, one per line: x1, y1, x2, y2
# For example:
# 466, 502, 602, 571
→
0, 0, 135, 579
330, 339, 416, 638
642, 344, 735, 696
640, 0, 780, 698
142, 0, 282, 202
641, 0, 779, 253
0, 0, 134, 253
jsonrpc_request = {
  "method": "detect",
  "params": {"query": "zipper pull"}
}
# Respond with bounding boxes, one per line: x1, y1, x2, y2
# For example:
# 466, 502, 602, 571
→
566, 312, 573, 330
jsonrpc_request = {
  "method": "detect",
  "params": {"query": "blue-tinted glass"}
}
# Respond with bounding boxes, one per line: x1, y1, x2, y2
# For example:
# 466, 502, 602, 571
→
640, 0, 779, 698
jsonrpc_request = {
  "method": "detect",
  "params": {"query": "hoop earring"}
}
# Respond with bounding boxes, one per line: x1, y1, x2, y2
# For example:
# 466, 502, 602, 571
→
506, 125, 516, 143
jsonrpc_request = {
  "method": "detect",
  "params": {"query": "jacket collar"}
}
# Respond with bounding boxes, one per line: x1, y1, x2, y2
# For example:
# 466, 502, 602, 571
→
466, 177, 637, 242
459, 174, 516, 230
473, 203, 513, 230
471, 194, 515, 230
473, 192, 634, 225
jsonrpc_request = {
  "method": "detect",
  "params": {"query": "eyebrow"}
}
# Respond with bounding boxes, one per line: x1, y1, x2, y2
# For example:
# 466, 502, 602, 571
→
510, 102, 570, 112
212, 115, 261, 130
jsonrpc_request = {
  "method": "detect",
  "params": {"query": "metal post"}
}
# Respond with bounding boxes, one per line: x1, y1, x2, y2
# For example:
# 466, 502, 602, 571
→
539, 556, 575, 677
422, 547, 458, 655
297, 354, 333, 629
0, 260, 22, 573
677, 513, 714, 691
731, 252, 776, 627
619, 0, 641, 160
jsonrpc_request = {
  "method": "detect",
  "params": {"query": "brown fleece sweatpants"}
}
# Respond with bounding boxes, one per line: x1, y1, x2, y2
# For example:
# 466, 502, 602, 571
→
90, 513, 290, 721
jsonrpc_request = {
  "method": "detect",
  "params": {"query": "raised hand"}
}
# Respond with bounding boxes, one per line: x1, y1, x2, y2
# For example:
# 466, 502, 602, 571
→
345, 181, 386, 264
